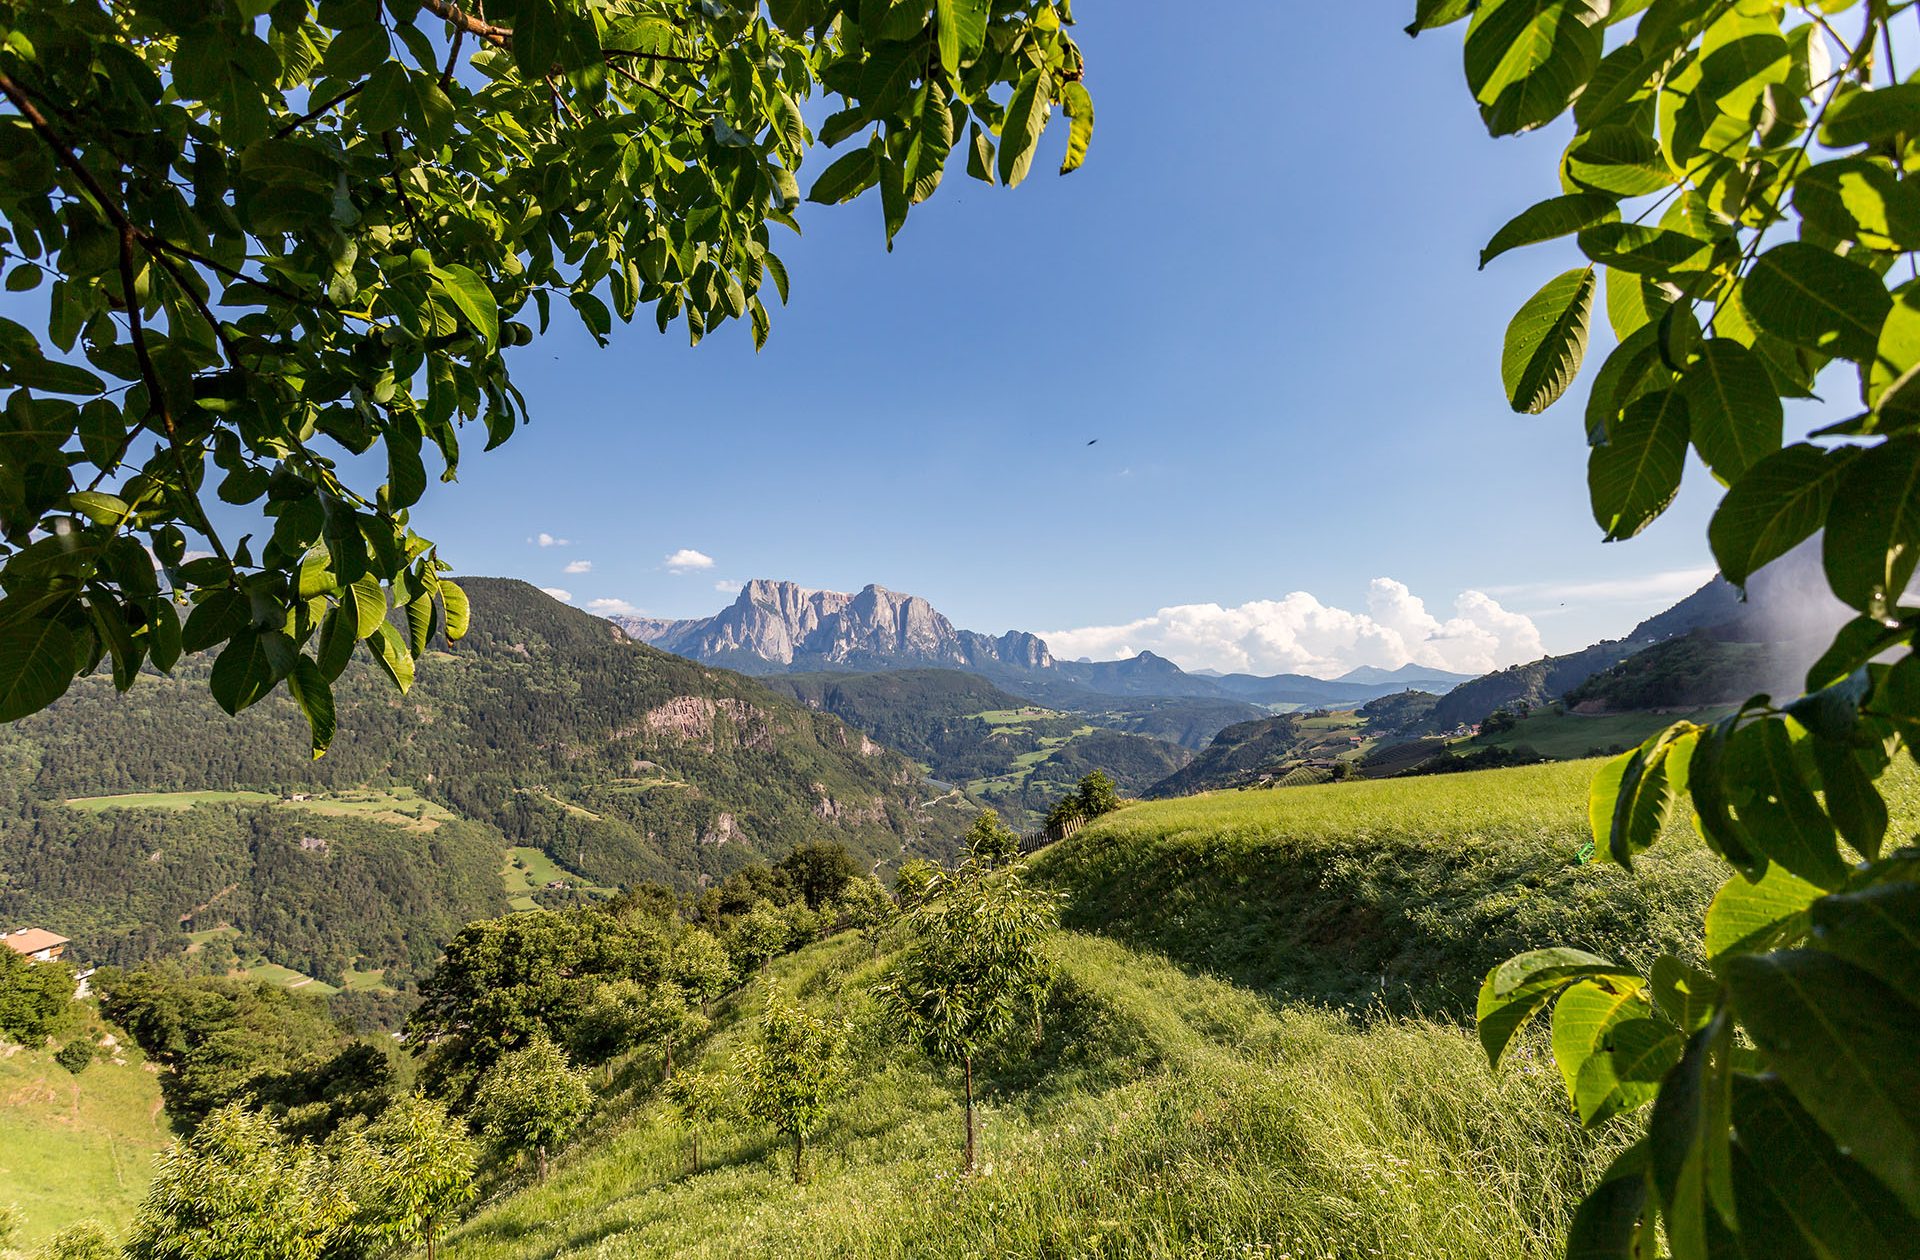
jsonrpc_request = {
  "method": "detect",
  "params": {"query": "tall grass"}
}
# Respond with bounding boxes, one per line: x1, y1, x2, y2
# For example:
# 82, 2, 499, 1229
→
442, 931, 1617, 1260
1031, 760, 1726, 1015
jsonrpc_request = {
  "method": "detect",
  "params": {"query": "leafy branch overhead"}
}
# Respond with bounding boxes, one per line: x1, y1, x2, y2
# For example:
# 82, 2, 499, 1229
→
1414, 1, 1920, 1256
0, 0, 1092, 752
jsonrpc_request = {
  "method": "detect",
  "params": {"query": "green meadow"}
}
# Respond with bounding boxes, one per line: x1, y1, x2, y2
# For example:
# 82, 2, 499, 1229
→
440, 758, 1737, 1260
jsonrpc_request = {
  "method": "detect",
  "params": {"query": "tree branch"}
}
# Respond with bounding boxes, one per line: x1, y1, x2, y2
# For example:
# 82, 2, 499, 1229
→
272, 82, 367, 139
116, 225, 235, 574
419, 0, 510, 49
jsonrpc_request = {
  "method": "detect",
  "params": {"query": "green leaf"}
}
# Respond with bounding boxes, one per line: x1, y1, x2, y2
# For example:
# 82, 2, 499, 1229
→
209, 627, 292, 715
1551, 977, 1649, 1101
1730, 1074, 1920, 1260
1577, 222, 1716, 277
934, 0, 960, 75
1708, 444, 1855, 586
0, 616, 76, 721
1724, 719, 1848, 891
1871, 281, 1920, 424
387, 431, 427, 511
1818, 83, 1920, 149
1503, 266, 1595, 414
433, 264, 499, 347
350, 575, 389, 640
1705, 865, 1820, 959
1480, 193, 1619, 269
1588, 388, 1688, 541
286, 655, 335, 758
807, 146, 881, 205
1565, 123, 1674, 197
1604, 728, 1693, 867
1796, 159, 1920, 254
316, 605, 356, 681
180, 588, 251, 655
1686, 713, 1767, 878
1741, 242, 1891, 364
997, 69, 1050, 189
1478, 946, 1639, 1070
1810, 737, 1887, 861
1646, 1018, 1731, 1260
1678, 339, 1781, 484
1406, 0, 1476, 34
1810, 884, 1920, 1008
1060, 81, 1093, 176
1726, 949, 1920, 1217
440, 580, 471, 641
1588, 749, 1634, 850
366, 619, 415, 694
1650, 955, 1719, 1033
1823, 433, 1920, 616
357, 61, 409, 132
1464, 0, 1608, 137
406, 591, 435, 657
322, 24, 390, 80
1572, 1016, 1684, 1125
1807, 615, 1905, 692
1563, 1140, 1652, 1260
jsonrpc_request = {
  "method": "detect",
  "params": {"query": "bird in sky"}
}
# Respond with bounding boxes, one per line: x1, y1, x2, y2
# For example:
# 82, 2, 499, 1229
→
1086, 439, 1098, 446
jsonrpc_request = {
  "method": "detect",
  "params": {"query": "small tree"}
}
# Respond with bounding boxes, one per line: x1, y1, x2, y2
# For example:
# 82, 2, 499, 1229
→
349, 1093, 479, 1260
669, 929, 735, 1018
1075, 772, 1120, 820
733, 993, 850, 1185
124, 1104, 344, 1260
0, 951, 72, 1046
726, 901, 792, 978
665, 1069, 735, 1177
892, 860, 938, 911
54, 1037, 93, 1075
875, 856, 1060, 1172
774, 841, 863, 910
471, 1035, 594, 1183
41, 1221, 117, 1260
832, 878, 896, 959
963, 810, 1023, 867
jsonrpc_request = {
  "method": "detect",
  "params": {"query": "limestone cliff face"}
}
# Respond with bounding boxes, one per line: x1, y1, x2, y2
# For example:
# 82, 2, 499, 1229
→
613, 579, 1055, 674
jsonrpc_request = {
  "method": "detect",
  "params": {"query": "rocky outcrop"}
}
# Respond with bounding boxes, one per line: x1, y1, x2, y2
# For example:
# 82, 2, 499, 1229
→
639, 696, 770, 748
614, 579, 1056, 674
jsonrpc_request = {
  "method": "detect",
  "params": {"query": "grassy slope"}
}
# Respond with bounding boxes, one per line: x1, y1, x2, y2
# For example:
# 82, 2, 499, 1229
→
442, 757, 1742, 1260
1463, 707, 1735, 760
0, 1036, 168, 1247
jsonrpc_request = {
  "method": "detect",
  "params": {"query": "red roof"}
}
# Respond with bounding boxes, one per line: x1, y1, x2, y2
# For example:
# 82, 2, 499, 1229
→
4, 928, 69, 956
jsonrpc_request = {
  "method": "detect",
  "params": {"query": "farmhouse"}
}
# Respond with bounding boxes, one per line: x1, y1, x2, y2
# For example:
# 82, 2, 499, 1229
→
4, 927, 70, 962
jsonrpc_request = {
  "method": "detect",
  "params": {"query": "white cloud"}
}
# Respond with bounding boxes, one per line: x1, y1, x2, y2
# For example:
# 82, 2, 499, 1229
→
664, 548, 715, 573
586, 597, 646, 617
563, 559, 593, 574
531, 532, 571, 548
539, 587, 573, 603
714, 579, 742, 594
1041, 579, 1545, 679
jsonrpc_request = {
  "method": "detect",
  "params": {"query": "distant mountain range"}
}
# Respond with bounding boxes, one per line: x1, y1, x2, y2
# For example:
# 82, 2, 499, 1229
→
611, 581, 1478, 708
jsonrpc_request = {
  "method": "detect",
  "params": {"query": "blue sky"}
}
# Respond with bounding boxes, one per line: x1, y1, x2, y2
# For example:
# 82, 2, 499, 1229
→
409, 2, 1763, 676
16, 4, 1849, 678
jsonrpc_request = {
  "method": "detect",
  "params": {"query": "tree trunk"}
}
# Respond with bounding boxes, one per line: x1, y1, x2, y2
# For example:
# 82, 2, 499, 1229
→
426, 1220, 436, 1260
964, 1053, 976, 1173
538, 1142, 548, 1183
664, 1036, 674, 1081
691, 1133, 700, 1176
792, 1131, 806, 1184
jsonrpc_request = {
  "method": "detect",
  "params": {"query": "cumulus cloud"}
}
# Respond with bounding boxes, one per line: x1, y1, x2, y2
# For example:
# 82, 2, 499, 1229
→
586, 597, 646, 617
531, 532, 571, 548
714, 579, 742, 594
664, 548, 715, 573
539, 587, 573, 603
1041, 579, 1545, 679
563, 559, 593, 574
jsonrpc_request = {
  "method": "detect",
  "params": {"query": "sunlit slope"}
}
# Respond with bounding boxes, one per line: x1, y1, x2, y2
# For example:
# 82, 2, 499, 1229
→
1033, 759, 1732, 1014
441, 931, 1610, 1260
0, 1038, 168, 1247
441, 754, 1904, 1259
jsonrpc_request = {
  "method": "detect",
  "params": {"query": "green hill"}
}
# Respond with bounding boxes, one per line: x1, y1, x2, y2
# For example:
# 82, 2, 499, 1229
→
766, 669, 1193, 827
0, 1021, 169, 1248
0, 580, 966, 992
433, 758, 1736, 1260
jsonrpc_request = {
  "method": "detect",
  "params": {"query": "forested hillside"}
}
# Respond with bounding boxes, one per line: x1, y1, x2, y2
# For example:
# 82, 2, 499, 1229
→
0, 582, 966, 989
765, 670, 1191, 826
